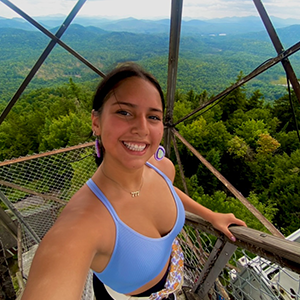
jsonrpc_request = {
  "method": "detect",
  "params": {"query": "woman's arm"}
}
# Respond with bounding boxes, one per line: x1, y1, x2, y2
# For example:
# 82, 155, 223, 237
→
150, 157, 246, 240
21, 207, 99, 300
174, 187, 246, 241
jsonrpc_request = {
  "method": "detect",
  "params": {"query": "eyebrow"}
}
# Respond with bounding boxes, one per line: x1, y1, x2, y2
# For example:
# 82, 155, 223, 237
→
111, 101, 163, 113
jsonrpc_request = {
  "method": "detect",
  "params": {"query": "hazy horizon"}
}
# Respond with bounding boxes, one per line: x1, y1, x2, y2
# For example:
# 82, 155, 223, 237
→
1, 14, 300, 23
1, 0, 300, 21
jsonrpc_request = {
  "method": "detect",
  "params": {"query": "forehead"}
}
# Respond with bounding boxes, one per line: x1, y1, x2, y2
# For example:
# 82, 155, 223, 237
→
111, 77, 163, 108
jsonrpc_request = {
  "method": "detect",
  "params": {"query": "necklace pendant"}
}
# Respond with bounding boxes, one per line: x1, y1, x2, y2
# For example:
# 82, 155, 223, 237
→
130, 191, 140, 197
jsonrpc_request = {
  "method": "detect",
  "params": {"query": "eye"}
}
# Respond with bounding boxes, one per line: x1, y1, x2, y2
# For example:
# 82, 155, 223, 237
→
149, 115, 162, 121
116, 110, 131, 116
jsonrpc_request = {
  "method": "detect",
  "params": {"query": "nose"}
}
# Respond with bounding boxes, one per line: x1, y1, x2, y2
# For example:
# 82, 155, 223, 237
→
131, 115, 149, 137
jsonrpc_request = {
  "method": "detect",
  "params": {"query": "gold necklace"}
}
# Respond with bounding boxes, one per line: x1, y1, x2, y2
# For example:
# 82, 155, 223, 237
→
101, 168, 144, 198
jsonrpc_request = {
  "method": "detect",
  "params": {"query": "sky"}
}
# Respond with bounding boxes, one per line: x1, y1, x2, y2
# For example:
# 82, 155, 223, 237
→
1, 0, 300, 21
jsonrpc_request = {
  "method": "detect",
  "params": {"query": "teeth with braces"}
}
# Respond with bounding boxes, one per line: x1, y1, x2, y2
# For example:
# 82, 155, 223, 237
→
123, 142, 146, 152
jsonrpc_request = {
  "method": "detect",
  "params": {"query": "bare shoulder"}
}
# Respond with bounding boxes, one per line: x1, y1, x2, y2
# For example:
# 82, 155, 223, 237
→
148, 156, 176, 183
22, 185, 113, 299
53, 184, 114, 252
33, 184, 110, 263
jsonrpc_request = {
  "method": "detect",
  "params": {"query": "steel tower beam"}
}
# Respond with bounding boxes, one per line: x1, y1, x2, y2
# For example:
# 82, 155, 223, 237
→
0, 0, 105, 78
164, 0, 183, 157
253, 0, 300, 105
0, 0, 87, 125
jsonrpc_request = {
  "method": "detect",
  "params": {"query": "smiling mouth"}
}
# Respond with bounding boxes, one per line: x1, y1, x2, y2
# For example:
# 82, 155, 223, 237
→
123, 142, 147, 152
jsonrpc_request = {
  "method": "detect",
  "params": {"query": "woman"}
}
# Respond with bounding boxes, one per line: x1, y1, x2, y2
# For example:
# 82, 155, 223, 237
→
21, 63, 246, 300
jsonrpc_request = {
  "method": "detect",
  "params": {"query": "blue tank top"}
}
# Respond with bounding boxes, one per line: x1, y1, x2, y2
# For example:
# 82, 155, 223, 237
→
87, 162, 185, 294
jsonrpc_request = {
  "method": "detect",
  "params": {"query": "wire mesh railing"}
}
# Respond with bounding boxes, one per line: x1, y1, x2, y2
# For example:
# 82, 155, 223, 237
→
0, 143, 96, 252
183, 214, 300, 300
0, 144, 299, 300
0, 0, 300, 299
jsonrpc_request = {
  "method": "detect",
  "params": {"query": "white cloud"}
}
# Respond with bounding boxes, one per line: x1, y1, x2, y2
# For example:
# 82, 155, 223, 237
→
182, 0, 258, 19
262, 0, 300, 19
79, 0, 171, 19
0, 0, 76, 18
0, 0, 299, 20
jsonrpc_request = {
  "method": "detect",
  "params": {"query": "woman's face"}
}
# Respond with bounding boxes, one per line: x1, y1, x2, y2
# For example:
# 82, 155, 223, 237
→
92, 77, 164, 169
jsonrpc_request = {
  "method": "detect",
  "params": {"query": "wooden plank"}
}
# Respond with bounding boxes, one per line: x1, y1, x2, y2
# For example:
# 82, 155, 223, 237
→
0, 180, 66, 204
185, 212, 300, 273
0, 241, 16, 300
193, 239, 237, 297
0, 206, 17, 241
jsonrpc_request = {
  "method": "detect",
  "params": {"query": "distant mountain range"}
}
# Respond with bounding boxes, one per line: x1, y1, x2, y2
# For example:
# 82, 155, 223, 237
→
0, 15, 299, 103
1, 15, 300, 36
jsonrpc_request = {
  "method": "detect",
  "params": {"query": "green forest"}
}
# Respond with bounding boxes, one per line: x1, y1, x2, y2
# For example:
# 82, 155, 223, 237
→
0, 23, 300, 236
0, 77, 299, 236
1, 23, 300, 103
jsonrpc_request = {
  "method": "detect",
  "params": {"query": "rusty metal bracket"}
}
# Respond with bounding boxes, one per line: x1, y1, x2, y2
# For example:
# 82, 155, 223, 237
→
193, 238, 237, 297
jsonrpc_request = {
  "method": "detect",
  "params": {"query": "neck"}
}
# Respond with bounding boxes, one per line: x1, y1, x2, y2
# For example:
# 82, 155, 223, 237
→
99, 162, 144, 197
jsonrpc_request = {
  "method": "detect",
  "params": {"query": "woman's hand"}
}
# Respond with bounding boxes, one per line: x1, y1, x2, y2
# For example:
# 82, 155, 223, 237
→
173, 187, 247, 242
172, 186, 247, 242
209, 212, 247, 242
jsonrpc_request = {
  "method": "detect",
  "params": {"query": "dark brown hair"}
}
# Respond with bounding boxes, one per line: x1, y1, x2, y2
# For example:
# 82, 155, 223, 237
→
92, 62, 165, 165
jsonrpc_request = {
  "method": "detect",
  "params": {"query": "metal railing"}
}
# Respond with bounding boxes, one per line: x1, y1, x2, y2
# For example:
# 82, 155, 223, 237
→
0, 144, 299, 300
0, 1, 300, 298
182, 212, 300, 300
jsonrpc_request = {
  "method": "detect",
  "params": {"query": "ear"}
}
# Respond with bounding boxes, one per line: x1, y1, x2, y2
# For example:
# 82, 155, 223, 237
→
91, 110, 101, 136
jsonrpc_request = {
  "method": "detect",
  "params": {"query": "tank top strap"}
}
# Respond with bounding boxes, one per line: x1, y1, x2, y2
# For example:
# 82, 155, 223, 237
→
146, 162, 172, 186
86, 178, 119, 221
